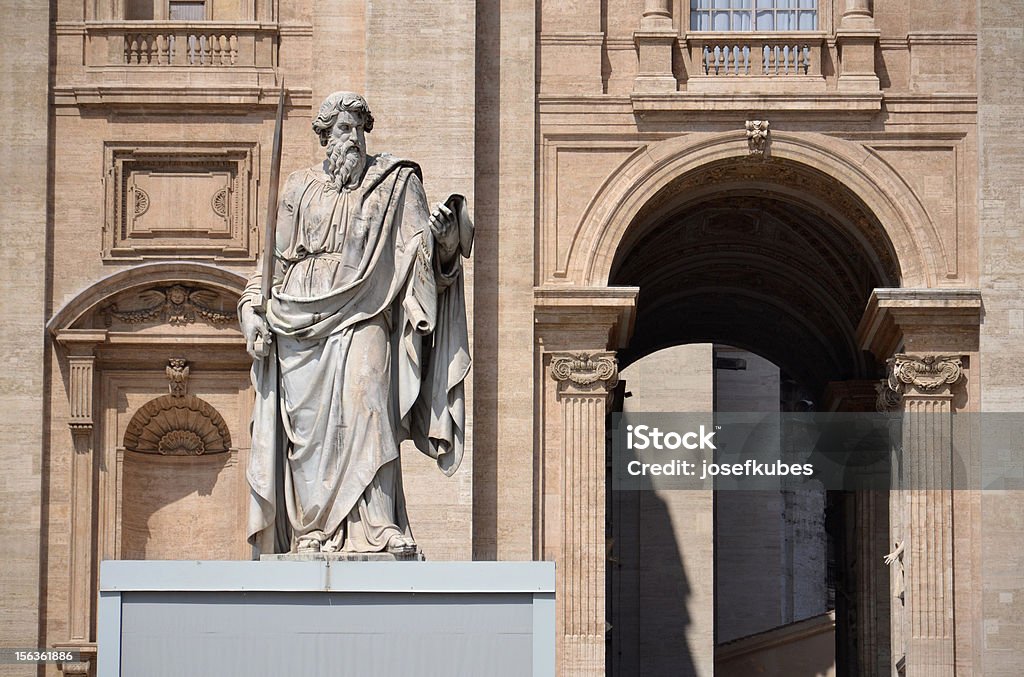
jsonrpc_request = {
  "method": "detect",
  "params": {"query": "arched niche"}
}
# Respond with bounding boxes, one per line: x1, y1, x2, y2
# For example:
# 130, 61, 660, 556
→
49, 262, 253, 650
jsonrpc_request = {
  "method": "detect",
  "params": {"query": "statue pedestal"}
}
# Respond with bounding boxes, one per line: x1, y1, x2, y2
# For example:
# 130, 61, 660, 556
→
97, 559, 555, 677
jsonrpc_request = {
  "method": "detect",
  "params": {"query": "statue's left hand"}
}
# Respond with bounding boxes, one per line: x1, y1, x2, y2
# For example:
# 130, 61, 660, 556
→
429, 202, 459, 262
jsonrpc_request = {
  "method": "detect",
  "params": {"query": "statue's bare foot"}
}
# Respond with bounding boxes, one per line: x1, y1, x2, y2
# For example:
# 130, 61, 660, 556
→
386, 534, 417, 556
297, 535, 322, 554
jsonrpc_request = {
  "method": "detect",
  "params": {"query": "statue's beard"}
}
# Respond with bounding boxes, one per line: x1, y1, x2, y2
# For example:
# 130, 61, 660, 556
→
326, 139, 366, 191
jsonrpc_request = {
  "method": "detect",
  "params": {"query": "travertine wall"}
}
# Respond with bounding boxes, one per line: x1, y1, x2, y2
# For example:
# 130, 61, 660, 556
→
978, 1, 1024, 673
615, 344, 715, 677
0, 0, 49, 670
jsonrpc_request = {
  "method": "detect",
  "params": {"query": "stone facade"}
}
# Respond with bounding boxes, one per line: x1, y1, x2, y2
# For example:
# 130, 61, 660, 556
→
1, 0, 1022, 675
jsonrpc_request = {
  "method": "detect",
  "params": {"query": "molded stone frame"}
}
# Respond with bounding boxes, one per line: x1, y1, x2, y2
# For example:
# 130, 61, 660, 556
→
102, 142, 259, 262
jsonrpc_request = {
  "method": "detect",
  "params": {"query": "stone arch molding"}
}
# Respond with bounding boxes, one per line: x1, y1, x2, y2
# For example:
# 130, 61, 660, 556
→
124, 394, 232, 455
566, 131, 938, 289
48, 261, 247, 332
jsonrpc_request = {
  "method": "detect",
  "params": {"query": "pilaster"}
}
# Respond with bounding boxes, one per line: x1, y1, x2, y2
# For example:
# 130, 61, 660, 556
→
535, 286, 637, 677
858, 289, 981, 676
836, 0, 880, 93
54, 329, 107, 676
633, 0, 677, 93
882, 354, 966, 676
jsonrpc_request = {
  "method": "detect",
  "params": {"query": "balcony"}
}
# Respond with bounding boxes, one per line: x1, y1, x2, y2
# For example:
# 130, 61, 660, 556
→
683, 32, 827, 92
54, 21, 312, 109
88, 21, 275, 68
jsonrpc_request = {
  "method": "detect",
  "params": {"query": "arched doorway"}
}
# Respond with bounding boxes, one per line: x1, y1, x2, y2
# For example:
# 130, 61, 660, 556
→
534, 131, 978, 677
605, 155, 900, 676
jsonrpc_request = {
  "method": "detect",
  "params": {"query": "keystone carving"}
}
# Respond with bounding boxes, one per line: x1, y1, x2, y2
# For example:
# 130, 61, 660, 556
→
551, 352, 619, 393
745, 120, 770, 157
166, 358, 190, 397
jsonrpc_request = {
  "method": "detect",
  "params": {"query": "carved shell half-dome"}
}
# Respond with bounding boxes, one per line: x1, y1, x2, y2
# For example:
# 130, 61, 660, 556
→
123, 394, 231, 455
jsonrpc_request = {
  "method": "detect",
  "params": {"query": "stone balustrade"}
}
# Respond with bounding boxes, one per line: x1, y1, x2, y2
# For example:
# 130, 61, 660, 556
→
687, 32, 824, 77
85, 22, 276, 68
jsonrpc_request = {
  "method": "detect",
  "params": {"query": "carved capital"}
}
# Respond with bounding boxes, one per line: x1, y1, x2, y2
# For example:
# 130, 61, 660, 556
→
550, 352, 618, 395
875, 380, 903, 413
66, 354, 96, 438
886, 354, 965, 397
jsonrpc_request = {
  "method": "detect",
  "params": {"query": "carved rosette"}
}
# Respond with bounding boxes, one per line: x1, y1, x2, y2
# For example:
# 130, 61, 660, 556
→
550, 352, 618, 395
211, 188, 228, 218
885, 354, 964, 396
875, 379, 903, 413
133, 187, 150, 216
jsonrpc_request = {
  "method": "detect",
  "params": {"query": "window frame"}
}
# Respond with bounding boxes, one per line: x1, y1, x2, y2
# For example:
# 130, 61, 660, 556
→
165, 0, 209, 21
677, 0, 830, 34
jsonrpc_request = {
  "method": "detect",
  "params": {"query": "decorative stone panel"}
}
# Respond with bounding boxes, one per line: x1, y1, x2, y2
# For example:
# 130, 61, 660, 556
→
103, 142, 258, 261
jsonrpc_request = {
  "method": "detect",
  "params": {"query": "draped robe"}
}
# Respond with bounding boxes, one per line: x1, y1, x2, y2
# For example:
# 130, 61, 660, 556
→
241, 154, 471, 555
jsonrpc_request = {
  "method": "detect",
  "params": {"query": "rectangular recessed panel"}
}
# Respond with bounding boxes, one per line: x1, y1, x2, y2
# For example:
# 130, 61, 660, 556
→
119, 591, 534, 676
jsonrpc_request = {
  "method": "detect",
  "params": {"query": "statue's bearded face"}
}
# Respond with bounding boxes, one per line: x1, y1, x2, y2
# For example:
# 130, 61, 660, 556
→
325, 111, 367, 190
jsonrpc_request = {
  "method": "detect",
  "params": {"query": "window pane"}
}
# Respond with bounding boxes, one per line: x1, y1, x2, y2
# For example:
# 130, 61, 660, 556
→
798, 10, 816, 29
169, 1, 206, 21
691, 0, 817, 31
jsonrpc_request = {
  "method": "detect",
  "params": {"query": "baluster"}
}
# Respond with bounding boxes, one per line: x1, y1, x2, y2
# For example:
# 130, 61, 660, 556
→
715, 45, 723, 75
702, 45, 710, 75
229, 34, 238, 65
126, 35, 136, 64
143, 34, 153, 64
801, 44, 810, 74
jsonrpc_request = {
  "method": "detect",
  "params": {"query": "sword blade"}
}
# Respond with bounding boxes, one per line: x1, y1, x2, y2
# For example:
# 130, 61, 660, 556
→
258, 80, 286, 312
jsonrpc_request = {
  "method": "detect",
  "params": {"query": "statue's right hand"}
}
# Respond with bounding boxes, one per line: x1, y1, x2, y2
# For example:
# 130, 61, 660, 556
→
240, 302, 272, 360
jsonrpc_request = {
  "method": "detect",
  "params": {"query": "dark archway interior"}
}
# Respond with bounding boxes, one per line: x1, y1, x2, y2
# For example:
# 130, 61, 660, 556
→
606, 156, 902, 676
610, 156, 900, 401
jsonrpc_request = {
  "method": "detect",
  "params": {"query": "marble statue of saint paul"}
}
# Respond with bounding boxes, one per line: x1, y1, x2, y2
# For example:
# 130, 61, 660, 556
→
239, 91, 472, 557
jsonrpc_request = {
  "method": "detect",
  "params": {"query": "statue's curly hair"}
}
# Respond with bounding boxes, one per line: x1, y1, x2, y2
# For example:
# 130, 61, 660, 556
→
312, 91, 375, 147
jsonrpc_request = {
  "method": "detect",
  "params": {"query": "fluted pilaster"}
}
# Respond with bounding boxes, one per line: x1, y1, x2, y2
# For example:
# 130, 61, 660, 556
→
882, 354, 964, 676
551, 352, 618, 676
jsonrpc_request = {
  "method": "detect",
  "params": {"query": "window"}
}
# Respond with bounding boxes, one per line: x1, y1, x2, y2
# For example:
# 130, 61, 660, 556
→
690, 0, 817, 31
168, 1, 206, 21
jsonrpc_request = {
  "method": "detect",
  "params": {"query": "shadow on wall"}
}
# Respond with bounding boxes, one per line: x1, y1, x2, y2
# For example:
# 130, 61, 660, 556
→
608, 344, 713, 677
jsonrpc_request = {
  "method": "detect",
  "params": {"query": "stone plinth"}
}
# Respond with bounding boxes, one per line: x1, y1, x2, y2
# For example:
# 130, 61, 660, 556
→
260, 551, 426, 562
98, 560, 555, 677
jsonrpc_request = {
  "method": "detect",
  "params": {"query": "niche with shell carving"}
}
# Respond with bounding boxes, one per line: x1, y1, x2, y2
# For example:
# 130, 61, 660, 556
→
123, 394, 232, 456
118, 377, 240, 561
